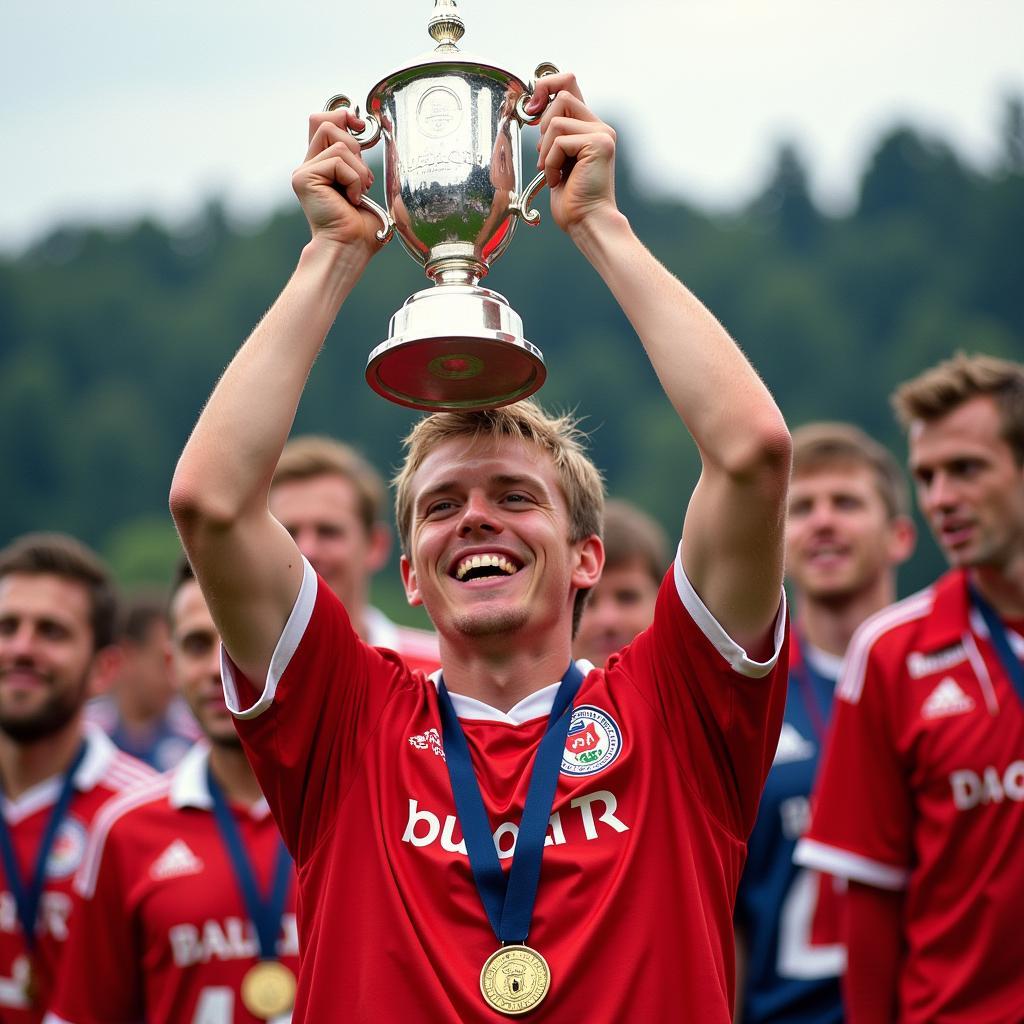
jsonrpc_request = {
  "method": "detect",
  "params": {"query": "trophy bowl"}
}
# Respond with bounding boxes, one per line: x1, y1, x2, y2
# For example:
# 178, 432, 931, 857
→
326, 0, 557, 411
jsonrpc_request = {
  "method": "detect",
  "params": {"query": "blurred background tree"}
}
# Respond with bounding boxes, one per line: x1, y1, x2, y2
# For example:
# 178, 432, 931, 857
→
1, 98, 1021, 622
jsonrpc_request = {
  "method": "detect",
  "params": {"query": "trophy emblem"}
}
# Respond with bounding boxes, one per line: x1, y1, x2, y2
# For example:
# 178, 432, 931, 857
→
326, 0, 558, 410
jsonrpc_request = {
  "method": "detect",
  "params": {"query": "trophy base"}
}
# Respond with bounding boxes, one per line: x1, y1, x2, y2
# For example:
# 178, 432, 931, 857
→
365, 285, 546, 412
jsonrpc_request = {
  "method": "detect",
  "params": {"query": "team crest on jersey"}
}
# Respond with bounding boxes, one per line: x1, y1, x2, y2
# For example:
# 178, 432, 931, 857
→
561, 706, 622, 776
45, 817, 87, 879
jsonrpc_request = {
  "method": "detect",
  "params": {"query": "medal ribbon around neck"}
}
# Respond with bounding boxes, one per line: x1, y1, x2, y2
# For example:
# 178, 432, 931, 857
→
206, 764, 293, 963
792, 631, 834, 743
0, 742, 87, 952
436, 662, 584, 946
969, 584, 1024, 707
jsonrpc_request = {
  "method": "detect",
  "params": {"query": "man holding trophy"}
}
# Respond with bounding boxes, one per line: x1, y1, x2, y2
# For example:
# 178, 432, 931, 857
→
171, 5, 792, 1017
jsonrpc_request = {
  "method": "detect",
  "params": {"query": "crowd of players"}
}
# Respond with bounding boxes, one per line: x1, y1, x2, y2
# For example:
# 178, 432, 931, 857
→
1, 71, 1022, 1024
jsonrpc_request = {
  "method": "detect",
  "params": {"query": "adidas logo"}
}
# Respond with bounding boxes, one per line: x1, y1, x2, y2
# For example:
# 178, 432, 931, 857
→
922, 677, 976, 720
151, 839, 204, 881
773, 723, 815, 765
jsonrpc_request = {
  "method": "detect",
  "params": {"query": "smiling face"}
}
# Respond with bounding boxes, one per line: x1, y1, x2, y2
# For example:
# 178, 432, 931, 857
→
909, 395, 1024, 570
400, 436, 603, 646
786, 464, 909, 603
0, 573, 98, 742
170, 579, 236, 747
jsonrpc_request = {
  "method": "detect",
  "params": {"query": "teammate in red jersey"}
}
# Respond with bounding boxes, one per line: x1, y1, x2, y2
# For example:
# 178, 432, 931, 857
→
47, 559, 299, 1024
271, 435, 439, 672
796, 354, 1024, 1023
0, 534, 154, 1022
735, 424, 915, 1024
171, 74, 792, 1022
572, 498, 668, 667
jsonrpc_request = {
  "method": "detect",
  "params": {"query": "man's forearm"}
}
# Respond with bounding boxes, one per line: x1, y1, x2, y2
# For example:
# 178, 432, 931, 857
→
845, 881, 904, 1023
173, 240, 365, 522
569, 210, 787, 470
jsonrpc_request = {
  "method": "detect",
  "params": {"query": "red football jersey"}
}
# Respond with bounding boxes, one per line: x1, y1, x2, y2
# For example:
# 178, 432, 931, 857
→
45, 742, 300, 1024
365, 605, 440, 674
222, 553, 788, 1023
0, 726, 154, 1023
795, 569, 1024, 1023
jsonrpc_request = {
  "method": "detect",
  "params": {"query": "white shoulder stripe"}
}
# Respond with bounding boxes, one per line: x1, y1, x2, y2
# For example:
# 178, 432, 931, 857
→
75, 776, 172, 900
838, 588, 935, 704
104, 760, 157, 790
794, 837, 909, 891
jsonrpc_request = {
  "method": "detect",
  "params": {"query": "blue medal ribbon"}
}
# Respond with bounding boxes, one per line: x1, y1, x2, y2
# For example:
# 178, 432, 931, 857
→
436, 662, 584, 945
0, 742, 87, 952
792, 632, 834, 743
969, 584, 1024, 707
206, 763, 292, 961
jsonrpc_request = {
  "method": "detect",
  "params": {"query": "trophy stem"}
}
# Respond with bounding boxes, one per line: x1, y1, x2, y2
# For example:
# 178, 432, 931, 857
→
426, 256, 487, 287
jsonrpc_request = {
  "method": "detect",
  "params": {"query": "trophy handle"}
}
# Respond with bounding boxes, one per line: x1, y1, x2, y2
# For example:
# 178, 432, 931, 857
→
509, 63, 559, 226
508, 174, 546, 227
323, 94, 393, 243
513, 63, 560, 127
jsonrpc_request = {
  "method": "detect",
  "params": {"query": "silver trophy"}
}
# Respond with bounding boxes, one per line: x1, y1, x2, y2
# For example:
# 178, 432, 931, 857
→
326, 0, 558, 410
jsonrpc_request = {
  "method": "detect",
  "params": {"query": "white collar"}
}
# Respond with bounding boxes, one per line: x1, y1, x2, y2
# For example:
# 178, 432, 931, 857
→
429, 660, 595, 726
802, 642, 844, 683
169, 741, 270, 819
1, 723, 117, 824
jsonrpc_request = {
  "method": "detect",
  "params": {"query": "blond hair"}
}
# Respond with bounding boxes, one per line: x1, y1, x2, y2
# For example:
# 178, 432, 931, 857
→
273, 436, 386, 534
891, 353, 1024, 463
791, 422, 909, 518
393, 402, 605, 634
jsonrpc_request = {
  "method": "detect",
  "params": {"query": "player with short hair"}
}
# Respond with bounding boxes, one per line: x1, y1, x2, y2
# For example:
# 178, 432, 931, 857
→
573, 498, 668, 665
171, 75, 793, 1021
86, 592, 200, 770
796, 353, 1024, 1023
271, 434, 439, 671
734, 422, 915, 1024
46, 559, 299, 1024
0, 533, 154, 1022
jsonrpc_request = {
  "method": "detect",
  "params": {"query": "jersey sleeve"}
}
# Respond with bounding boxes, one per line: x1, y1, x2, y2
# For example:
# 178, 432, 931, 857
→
794, 625, 913, 890
614, 543, 789, 838
220, 556, 416, 863
49, 825, 144, 1023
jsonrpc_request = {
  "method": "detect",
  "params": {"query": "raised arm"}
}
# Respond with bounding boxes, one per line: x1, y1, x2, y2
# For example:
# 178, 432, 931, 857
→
529, 75, 791, 654
170, 109, 384, 683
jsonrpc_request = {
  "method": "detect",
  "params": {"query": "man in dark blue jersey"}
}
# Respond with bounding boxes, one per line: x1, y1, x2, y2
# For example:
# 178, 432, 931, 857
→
734, 423, 914, 1024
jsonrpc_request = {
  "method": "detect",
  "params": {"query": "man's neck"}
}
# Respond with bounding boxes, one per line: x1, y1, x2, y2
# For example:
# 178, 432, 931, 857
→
438, 635, 575, 714
0, 716, 85, 802
969, 554, 1024, 619
797, 575, 896, 658
342, 592, 372, 645
208, 742, 263, 806
116, 693, 170, 732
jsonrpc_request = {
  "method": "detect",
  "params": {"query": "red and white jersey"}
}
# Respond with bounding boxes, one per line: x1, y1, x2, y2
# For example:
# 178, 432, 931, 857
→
795, 568, 1024, 1024
221, 550, 788, 1023
45, 742, 299, 1024
0, 726, 154, 1023
365, 605, 440, 674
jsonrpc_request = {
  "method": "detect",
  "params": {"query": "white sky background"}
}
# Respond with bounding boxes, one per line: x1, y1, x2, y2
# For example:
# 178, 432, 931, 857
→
2, 0, 1022, 252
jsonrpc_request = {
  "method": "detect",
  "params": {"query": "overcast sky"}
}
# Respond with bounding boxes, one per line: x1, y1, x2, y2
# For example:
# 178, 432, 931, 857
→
2, 0, 1021, 252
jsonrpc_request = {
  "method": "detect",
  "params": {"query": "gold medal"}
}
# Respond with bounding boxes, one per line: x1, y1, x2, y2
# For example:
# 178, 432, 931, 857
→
479, 944, 550, 1016
240, 960, 296, 1019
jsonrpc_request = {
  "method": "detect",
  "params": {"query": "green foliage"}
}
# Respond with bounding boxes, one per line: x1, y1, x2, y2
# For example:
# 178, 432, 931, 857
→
1, 100, 1022, 609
